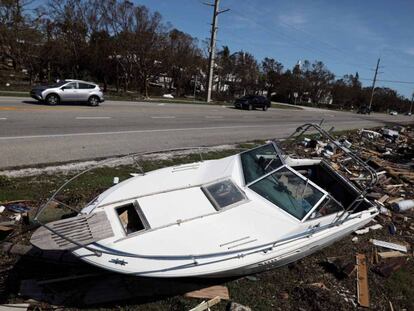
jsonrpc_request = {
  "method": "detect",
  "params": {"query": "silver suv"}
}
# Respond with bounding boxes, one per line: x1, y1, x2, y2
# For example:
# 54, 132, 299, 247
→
30, 80, 104, 106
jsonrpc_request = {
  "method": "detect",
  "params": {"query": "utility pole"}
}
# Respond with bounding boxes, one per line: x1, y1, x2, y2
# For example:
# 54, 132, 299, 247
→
410, 92, 413, 115
368, 58, 380, 112
204, 0, 229, 103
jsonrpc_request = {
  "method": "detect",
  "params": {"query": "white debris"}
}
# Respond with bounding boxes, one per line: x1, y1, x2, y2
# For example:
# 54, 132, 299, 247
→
371, 239, 407, 253
359, 129, 381, 139
0, 206, 5, 213
162, 94, 174, 99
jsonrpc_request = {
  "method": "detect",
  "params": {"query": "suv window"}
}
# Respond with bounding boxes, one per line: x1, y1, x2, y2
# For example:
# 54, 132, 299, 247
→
64, 82, 77, 89
78, 83, 95, 89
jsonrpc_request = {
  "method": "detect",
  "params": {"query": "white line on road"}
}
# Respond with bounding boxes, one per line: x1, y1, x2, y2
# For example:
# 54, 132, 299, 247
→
0, 117, 7, 120
0, 124, 301, 141
205, 116, 224, 119
76, 116, 112, 120
151, 116, 176, 119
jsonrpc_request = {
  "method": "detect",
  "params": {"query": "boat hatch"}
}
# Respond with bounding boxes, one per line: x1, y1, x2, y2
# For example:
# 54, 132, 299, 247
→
202, 179, 247, 210
240, 143, 284, 185
249, 166, 325, 220
116, 202, 150, 235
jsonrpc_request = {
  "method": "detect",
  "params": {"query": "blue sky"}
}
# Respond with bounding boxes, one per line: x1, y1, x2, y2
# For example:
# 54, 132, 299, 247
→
136, 0, 414, 98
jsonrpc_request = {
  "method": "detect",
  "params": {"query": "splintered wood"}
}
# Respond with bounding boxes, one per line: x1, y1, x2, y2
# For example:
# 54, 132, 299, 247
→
356, 254, 369, 308
184, 285, 229, 300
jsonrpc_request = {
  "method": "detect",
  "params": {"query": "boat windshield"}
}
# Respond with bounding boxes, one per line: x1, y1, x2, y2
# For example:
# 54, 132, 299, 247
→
240, 144, 283, 184
249, 167, 324, 220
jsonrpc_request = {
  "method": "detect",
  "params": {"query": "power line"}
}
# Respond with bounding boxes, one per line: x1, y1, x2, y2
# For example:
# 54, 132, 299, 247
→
358, 78, 414, 85
230, 9, 373, 71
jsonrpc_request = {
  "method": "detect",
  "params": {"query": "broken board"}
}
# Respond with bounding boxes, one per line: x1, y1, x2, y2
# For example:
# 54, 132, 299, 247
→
184, 285, 229, 300
356, 253, 369, 308
30, 212, 114, 250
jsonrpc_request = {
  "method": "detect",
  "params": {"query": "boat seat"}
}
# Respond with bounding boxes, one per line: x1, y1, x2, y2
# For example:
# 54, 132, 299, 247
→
31, 212, 114, 250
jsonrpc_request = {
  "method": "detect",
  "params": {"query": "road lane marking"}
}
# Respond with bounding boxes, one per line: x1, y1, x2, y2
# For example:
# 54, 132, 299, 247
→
151, 116, 176, 119
76, 116, 112, 120
205, 116, 224, 119
0, 124, 301, 141
0, 117, 7, 120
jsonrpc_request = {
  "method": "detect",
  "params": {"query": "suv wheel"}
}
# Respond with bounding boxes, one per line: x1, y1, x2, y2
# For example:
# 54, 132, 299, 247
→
46, 94, 59, 106
88, 96, 100, 106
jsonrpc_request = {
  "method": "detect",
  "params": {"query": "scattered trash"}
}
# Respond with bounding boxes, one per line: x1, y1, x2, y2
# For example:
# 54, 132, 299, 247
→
388, 223, 397, 235
356, 254, 369, 308
162, 94, 174, 99
5, 202, 30, 213
383, 129, 399, 142
371, 239, 408, 253
324, 257, 356, 278
245, 276, 258, 281
113, 176, 120, 184
377, 251, 407, 259
354, 223, 383, 235
227, 302, 252, 311
185, 285, 229, 300
392, 199, 414, 212
190, 296, 221, 311
372, 257, 407, 278
309, 282, 329, 290
0, 205, 5, 213
0, 303, 30, 311
359, 129, 381, 139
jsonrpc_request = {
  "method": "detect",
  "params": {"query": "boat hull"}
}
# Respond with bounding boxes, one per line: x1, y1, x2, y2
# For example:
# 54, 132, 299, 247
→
75, 209, 377, 278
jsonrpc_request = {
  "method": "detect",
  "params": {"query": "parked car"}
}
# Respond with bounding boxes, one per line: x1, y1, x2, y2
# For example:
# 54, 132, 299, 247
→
389, 110, 398, 116
356, 105, 371, 114
234, 95, 271, 111
30, 80, 104, 106
405, 112, 412, 116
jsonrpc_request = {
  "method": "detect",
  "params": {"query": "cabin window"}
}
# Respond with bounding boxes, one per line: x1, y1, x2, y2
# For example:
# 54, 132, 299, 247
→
116, 202, 149, 234
203, 180, 246, 210
307, 196, 344, 220
240, 144, 283, 184
249, 167, 324, 220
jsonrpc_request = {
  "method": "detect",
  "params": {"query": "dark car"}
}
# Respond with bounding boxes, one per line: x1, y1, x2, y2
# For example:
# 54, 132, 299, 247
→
357, 105, 371, 114
234, 95, 271, 111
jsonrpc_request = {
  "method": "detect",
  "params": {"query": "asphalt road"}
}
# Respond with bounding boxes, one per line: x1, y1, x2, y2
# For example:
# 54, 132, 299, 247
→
0, 96, 412, 169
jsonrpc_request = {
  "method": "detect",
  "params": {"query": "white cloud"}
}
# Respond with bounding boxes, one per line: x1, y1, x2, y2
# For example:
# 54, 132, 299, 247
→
405, 47, 414, 56
278, 12, 307, 27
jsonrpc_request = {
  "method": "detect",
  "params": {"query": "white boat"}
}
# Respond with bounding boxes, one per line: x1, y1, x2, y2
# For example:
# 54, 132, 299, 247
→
31, 124, 379, 278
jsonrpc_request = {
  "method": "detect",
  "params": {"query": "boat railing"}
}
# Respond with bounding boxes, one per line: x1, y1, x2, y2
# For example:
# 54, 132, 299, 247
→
281, 123, 379, 225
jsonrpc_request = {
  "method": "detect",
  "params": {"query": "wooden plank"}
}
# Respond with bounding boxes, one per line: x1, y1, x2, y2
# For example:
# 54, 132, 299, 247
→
0, 303, 30, 311
378, 251, 408, 259
0, 225, 13, 232
378, 195, 389, 204
356, 253, 370, 308
189, 296, 221, 311
31, 212, 114, 250
371, 239, 408, 253
184, 285, 229, 300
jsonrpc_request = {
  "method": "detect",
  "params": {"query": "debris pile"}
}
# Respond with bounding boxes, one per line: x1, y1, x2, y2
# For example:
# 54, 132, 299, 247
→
283, 124, 414, 308
0, 124, 413, 310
